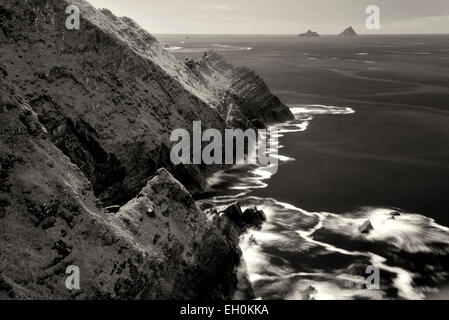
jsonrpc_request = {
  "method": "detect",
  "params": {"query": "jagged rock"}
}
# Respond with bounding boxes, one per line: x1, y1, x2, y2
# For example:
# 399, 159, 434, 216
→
389, 211, 401, 219
302, 285, 317, 300
116, 168, 240, 298
221, 202, 266, 230
339, 26, 358, 36
222, 202, 244, 222
197, 51, 294, 124
242, 207, 267, 229
298, 30, 320, 37
359, 220, 374, 234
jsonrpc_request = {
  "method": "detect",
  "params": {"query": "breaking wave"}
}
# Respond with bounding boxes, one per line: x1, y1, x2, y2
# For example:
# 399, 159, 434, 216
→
163, 43, 252, 53
204, 104, 449, 300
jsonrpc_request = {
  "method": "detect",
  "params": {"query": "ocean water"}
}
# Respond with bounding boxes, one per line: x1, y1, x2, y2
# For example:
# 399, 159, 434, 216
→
157, 34, 449, 300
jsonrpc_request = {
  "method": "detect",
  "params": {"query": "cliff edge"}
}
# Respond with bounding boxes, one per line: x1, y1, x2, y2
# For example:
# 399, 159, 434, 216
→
0, 0, 291, 299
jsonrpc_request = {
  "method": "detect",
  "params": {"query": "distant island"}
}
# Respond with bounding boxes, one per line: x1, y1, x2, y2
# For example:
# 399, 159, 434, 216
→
339, 26, 358, 36
298, 30, 320, 37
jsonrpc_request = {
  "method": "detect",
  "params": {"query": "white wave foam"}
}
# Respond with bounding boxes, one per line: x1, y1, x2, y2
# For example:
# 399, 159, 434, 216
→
289, 104, 355, 115
239, 199, 430, 300
204, 101, 449, 300
204, 103, 449, 299
164, 46, 183, 51
170, 44, 253, 53
205, 104, 355, 196
323, 207, 449, 254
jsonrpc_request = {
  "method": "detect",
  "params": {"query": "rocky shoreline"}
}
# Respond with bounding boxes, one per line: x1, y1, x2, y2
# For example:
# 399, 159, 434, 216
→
0, 0, 291, 299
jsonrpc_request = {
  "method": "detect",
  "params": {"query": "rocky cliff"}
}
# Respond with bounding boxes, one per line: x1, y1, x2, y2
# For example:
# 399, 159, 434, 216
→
0, 70, 240, 299
0, 84, 239, 298
187, 51, 294, 127
0, 0, 290, 299
0, 0, 292, 204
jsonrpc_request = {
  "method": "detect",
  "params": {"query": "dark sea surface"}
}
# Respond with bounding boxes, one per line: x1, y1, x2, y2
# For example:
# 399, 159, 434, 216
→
157, 34, 449, 300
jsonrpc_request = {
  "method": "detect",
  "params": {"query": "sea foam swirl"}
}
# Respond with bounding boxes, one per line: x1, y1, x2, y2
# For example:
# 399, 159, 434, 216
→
204, 104, 449, 300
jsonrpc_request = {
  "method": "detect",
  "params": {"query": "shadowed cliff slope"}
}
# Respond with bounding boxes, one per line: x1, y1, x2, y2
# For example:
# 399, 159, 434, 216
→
0, 74, 240, 298
0, 0, 292, 205
0, 0, 292, 299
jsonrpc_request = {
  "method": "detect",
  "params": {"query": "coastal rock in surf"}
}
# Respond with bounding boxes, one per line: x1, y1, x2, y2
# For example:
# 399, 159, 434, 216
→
359, 220, 374, 234
302, 285, 318, 300
222, 202, 244, 223
221, 202, 266, 230
298, 30, 320, 37
389, 211, 401, 220
242, 207, 267, 229
339, 26, 358, 36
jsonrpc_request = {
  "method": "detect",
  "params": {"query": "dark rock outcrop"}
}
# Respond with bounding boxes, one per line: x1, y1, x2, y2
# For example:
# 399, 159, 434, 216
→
359, 220, 374, 234
114, 168, 241, 299
298, 30, 320, 37
339, 26, 358, 36
221, 202, 266, 230
302, 285, 318, 300
389, 211, 401, 220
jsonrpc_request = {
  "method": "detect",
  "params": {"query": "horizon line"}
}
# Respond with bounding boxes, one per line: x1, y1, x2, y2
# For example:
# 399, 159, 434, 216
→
154, 33, 449, 36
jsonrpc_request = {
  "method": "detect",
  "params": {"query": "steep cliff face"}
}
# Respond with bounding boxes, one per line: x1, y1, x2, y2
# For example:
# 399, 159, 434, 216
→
1, 0, 229, 204
88, 5, 293, 126
0, 0, 291, 299
189, 52, 294, 127
0, 0, 292, 205
115, 168, 241, 299
0, 76, 239, 298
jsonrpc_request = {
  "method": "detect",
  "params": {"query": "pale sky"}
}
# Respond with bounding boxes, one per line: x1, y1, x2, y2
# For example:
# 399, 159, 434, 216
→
87, 0, 449, 34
